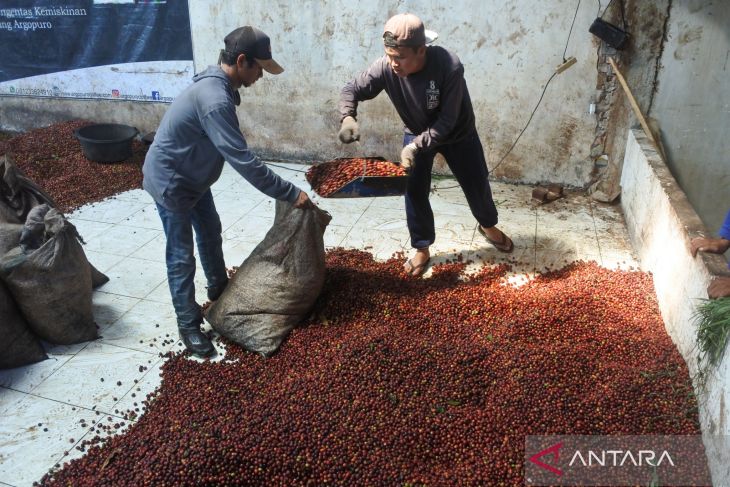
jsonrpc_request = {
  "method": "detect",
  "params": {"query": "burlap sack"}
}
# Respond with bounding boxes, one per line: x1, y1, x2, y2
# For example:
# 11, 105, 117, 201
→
0, 154, 56, 224
208, 201, 331, 357
0, 206, 105, 344
0, 222, 46, 369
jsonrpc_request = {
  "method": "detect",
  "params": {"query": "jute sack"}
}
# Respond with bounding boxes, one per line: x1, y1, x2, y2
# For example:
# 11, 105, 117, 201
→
0, 222, 47, 368
208, 201, 331, 357
0, 205, 106, 344
0, 154, 56, 224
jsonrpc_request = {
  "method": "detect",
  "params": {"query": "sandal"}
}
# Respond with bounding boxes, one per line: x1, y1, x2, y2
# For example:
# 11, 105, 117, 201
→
477, 225, 514, 253
404, 257, 430, 277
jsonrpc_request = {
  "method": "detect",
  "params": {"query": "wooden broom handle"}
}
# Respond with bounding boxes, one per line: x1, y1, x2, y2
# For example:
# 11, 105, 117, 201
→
608, 57, 665, 159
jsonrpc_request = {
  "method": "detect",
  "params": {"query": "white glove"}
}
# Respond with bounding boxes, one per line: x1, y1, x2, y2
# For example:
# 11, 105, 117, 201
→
400, 143, 418, 171
338, 116, 360, 144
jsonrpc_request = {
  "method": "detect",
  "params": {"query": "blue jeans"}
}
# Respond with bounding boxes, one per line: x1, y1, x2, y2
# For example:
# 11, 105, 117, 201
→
156, 189, 228, 331
404, 131, 499, 249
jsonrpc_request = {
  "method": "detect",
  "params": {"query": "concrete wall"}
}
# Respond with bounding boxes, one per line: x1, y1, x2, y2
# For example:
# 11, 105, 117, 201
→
649, 1, 730, 234
1, 0, 606, 187
621, 128, 730, 486
0, 98, 167, 138
189, 0, 600, 186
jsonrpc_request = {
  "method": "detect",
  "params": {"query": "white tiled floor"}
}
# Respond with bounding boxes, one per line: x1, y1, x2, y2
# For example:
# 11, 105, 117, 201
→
0, 162, 637, 486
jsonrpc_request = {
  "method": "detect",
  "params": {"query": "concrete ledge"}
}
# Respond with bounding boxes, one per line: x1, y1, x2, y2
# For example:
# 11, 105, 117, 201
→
620, 128, 729, 485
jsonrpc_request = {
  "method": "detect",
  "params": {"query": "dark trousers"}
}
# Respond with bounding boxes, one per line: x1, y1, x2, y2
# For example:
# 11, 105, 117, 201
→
404, 131, 499, 249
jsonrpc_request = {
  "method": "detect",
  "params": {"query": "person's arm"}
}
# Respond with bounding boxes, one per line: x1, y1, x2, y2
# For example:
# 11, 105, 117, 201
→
338, 59, 387, 122
201, 104, 300, 203
690, 211, 730, 256
690, 236, 730, 256
410, 64, 465, 152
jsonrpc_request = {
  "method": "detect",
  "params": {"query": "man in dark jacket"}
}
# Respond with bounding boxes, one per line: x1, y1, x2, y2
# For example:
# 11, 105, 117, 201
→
338, 13, 513, 277
143, 26, 312, 357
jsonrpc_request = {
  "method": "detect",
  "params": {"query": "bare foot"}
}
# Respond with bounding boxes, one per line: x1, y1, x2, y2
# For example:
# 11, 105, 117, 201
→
404, 248, 430, 277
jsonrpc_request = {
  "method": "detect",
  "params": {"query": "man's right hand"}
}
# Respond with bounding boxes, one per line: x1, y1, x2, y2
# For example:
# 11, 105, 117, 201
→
338, 116, 360, 144
293, 190, 315, 209
690, 236, 730, 257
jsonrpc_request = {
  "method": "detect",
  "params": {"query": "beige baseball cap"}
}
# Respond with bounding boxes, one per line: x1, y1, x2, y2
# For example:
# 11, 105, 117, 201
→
383, 13, 438, 48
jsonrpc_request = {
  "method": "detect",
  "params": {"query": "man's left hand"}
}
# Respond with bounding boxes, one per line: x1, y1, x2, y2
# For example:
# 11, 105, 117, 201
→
400, 143, 418, 172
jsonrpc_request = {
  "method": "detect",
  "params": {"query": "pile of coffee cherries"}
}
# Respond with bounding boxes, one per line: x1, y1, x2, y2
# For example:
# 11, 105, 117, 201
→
39, 250, 704, 486
306, 158, 406, 197
0, 120, 145, 213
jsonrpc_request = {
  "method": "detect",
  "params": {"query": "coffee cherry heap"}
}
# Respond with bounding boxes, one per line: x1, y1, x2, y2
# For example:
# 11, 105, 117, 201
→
38, 249, 703, 486
0, 120, 145, 213
306, 158, 406, 197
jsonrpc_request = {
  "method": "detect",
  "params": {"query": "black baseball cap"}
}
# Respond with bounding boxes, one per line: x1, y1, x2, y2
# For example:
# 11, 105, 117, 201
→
223, 26, 284, 74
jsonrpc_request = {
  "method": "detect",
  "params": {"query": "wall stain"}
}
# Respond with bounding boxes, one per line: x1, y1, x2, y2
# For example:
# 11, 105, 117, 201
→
507, 26, 528, 44
555, 116, 579, 163
321, 18, 334, 39
673, 22, 703, 59
678, 23, 703, 45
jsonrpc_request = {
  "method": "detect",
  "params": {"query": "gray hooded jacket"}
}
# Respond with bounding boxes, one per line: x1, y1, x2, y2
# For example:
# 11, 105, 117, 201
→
143, 66, 298, 211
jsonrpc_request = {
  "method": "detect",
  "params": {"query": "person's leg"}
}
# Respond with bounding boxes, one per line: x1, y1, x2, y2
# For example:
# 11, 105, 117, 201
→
441, 132, 513, 252
156, 203, 214, 356
403, 133, 436, 275
191, 190, 228, 301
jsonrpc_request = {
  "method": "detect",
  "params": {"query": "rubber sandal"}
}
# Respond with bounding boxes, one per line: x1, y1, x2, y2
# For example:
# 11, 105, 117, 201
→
403, 257, 430, 277
477, 226, 514, 253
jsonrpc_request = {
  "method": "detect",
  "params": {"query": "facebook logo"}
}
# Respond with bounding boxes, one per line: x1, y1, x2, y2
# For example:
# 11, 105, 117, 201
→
151, 91, 160, 100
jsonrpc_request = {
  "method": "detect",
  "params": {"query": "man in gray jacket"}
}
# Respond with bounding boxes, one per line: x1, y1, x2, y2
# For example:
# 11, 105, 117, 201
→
338, 13, 512, 277
143, 26, 312, 357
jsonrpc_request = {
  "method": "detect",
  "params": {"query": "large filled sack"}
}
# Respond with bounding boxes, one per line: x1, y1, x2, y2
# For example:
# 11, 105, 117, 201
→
0, 222, 47, 369
208, 201, 331, 357
0, 279, 47, 368
0, 154, 57, 224
0, 205, 107, 345
0, 221, 21, 253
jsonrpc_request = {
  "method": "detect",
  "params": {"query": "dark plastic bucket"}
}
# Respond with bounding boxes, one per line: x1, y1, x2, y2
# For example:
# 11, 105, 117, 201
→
74, 123, 138, 163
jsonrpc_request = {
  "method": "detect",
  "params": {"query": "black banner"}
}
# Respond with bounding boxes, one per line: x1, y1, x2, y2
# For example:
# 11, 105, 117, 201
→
0, 1, 193, 83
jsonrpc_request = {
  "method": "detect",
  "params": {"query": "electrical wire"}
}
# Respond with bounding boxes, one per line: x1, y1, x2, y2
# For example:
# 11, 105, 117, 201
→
600, 0, 616, 17
265, 161, 307, 173
600, 0, 626, 28
563, 0, 581, 61
489, 70, 559, 175
433, 0, 582, 192
486, 1, 580, 175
